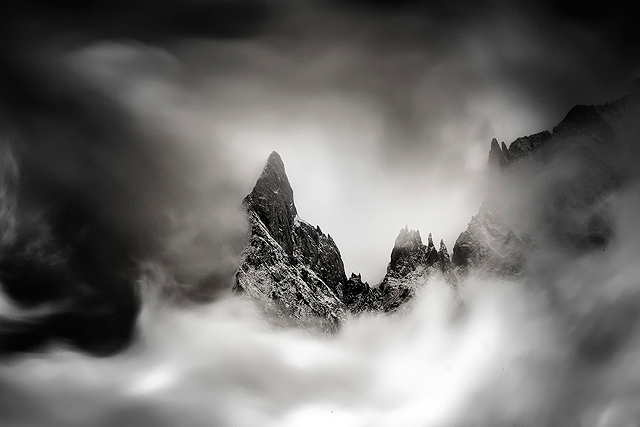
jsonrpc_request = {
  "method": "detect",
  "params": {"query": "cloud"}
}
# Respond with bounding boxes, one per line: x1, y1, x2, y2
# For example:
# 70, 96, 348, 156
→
0, 40, 248, 353
3, 154, 640, 424
1, 1, 640, 425
4, 198, 640, 427
0, 271, 548, 426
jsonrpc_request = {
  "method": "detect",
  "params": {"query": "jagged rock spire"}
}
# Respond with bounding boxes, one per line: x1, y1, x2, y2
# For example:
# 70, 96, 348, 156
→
501, 141, 512, 162
243, 151, 298, 255
438, 239, 451, 272
236, 151, 350, 332
388, 226, 425, 278
488, 137, 507, 169
394, 226, 423, 249
507, 131, 551, 161
426, 232, 438, 266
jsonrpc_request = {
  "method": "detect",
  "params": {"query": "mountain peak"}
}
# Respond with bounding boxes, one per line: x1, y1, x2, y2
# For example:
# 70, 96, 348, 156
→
552, 104, 613, 139
388, 227, 426, 278
438, 239, 451, 272
426, 232, 438, 266
264, 151, 286, 175
254, 151, 293, 197
394, 226, 422, 249
488, 137, 507, 168
244, 151, 297, 255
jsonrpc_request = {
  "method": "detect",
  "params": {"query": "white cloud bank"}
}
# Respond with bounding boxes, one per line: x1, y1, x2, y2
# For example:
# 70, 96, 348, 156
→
2, 183, 640, 427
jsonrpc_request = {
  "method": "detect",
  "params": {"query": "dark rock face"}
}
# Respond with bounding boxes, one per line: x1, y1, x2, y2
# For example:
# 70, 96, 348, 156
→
488, 138, 507, 169
237, 90, 640, 330
235, 152, 348, 332
340, 273, 383, 314
376, 227, 453, 312
552, 105, 614, 141
451, 91, 640, 279
387, 227, 427, 278
235, 210, 346, 332
243, 152, 298, 257
235, 153, 454, 327
505, 131, 552, 161
438, 239, 451, 272
426, 233, 439, 266
451, 202, 529, 279
500, 141, 512, 162
294, 221, 347, 296
386, 228, 441, 279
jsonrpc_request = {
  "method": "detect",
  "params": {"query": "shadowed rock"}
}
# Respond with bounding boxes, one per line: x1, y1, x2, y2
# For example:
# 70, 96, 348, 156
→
438, 239, 451, 272
243, 151, 297, 257
387, 226, 427, 278
375, 227, 454, 312
451, 92, 639, 279
235, 151, 348, 332
426, 233, 439, 266
488, 138, 507, 169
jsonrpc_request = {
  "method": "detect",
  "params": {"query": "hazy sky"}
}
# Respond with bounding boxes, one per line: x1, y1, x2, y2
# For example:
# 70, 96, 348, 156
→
1, 0, 639, 283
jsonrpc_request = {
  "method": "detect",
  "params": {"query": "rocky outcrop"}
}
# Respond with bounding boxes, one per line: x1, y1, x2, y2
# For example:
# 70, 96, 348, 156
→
451, 201, 529, 279
451, 91, 640, 279
438, 239, 451, 272
505, 131, 552, 162
552, 105, 614, 142
376, 227, 453, 312
386, 228, 442, 279
235, 153, 455, 327
487, 131, 555, 169
236, 90, 640, 330
387, 227, 426, 278
488, 138, 508, 169
339, 273, 383, 314
234, 152, 348, 333
242, 151, 298, 257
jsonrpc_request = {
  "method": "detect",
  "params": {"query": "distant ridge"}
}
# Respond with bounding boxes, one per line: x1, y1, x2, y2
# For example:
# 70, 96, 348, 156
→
235, 90, 640, 329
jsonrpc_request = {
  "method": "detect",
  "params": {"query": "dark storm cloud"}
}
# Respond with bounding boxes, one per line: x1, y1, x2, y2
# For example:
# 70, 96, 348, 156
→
0, 1, 262, 354
0, 0, 274, 39
0, 77, 246, 354
4, 0, 637, 166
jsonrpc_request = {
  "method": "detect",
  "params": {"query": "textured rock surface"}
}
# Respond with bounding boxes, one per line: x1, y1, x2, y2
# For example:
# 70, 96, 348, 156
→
376, 227, 453, 313
451, 90, 640, 279
235, 153, 454, 327
234, 152, 347, 332
236, 91, 640, 329
242, 152, 298, 257
451, 201, 529, 279
505, 131, 552, 161
340, 273, 383, 314
488, 138, 508, 169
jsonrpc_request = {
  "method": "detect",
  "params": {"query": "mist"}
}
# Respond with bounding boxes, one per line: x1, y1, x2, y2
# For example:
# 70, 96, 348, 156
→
2, 179, 640, 425
1, 0, 640, 425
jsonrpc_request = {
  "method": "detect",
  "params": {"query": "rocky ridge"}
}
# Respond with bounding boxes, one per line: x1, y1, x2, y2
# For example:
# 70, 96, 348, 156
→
374, 228, 452, 313
236, 90, 640, 330
234, 152, 347, 332
453, 90, 640, 278
234, 152, 453, 330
